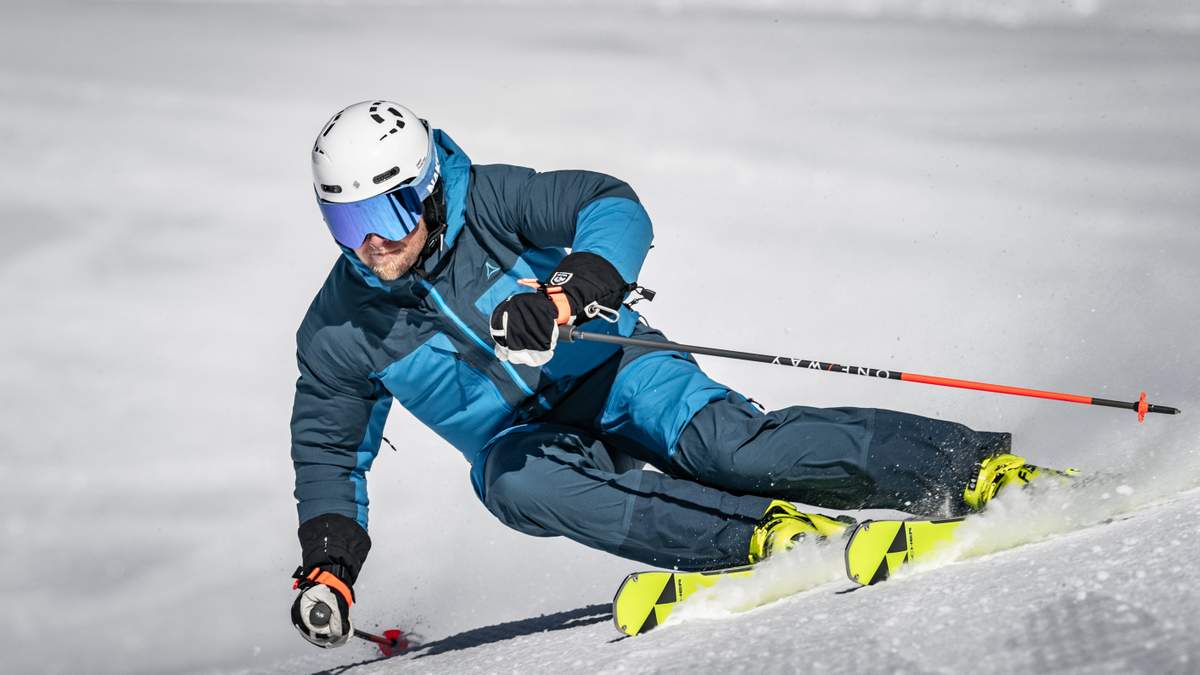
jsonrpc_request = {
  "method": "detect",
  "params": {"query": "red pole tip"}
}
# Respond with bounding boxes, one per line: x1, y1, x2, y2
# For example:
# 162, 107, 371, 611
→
379, 629, 409, 657
1138, 391, 1148, 423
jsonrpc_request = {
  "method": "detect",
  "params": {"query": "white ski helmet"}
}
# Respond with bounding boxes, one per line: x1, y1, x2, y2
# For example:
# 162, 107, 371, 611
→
311, 100, 440, 248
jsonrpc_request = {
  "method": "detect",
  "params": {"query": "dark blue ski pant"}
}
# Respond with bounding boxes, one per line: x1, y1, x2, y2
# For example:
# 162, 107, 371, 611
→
480, 327, 1011, 572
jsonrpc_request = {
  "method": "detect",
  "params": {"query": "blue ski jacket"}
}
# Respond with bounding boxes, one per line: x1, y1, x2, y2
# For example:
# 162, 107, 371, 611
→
291, 130, 655, 531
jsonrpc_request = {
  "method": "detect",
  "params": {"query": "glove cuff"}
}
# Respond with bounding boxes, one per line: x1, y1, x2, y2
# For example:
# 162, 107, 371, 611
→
298, 513, 372, 585
293, 565, 355, 607
548, 252, 631, 322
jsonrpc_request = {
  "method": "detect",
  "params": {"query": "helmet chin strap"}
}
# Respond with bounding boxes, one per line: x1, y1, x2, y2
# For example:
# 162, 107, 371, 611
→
416, 181, 448, 272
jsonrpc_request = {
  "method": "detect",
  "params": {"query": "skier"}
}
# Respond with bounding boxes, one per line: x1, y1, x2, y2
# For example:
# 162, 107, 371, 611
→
289, 101, 1061, 648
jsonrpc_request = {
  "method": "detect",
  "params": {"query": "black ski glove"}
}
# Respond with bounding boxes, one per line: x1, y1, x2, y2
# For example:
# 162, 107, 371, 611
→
490, 290, 561, 367
291, 514, 371, 649
490, 252, 630, 367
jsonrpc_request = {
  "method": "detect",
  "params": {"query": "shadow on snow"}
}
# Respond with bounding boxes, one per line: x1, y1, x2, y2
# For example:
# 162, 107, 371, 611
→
311, 603, 613, 674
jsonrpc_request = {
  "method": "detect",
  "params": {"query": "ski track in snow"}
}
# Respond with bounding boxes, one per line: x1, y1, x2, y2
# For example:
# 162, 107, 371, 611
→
2, 1, 1199, 673
664, 467, 1200, 629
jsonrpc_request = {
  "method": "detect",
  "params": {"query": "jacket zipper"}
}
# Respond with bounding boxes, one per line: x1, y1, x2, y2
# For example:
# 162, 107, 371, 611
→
417, 279, 536, 398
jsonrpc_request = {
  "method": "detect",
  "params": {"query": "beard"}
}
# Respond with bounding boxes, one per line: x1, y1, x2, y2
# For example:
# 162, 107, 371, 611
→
356, 221, 429, 281
365, 245, 421, 280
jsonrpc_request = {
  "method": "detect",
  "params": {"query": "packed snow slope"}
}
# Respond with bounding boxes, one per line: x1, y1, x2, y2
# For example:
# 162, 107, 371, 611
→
269, 484, 1200, 674
1, 2, 1198, 674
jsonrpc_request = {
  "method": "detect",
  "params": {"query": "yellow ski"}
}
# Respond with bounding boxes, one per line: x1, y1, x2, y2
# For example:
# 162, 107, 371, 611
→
615, 517, 970, 635
844, 518, 965, 586
612, 566, 754, 636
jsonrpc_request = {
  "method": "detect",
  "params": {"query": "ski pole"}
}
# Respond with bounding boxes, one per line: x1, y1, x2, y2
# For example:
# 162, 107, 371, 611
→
352, 627, 405, 654
558, 326, 1181, 422
309, 601, 409, 656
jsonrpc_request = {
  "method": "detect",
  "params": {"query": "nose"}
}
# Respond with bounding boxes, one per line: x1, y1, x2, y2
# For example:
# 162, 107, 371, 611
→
365, 233, 390, 246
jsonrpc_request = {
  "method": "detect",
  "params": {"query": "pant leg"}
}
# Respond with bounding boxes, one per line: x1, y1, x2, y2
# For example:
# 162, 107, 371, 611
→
480, 423, 771, 571
587, 324, 1009, 516
672, 392, 1012, 517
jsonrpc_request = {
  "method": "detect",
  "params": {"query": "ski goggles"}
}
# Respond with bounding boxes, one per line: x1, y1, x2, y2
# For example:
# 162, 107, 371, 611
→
317, 137, 440, 249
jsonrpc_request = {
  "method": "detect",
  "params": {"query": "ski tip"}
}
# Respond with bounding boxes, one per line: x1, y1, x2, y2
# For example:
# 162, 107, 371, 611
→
843, 520, 872, 586
612, 572, 645, 637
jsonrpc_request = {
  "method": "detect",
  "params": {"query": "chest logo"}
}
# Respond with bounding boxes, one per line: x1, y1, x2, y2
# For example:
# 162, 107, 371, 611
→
485, 261, 500, 279
549, 271, 573, 285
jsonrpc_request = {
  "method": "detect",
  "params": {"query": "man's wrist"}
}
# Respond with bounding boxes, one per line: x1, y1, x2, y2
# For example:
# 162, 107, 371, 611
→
541, 287, 573, 325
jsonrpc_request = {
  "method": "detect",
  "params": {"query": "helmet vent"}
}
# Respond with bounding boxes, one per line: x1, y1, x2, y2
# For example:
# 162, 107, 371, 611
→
320, 184, 342, 194
369, 103, 407, 127
320, 112, 343, 138
372, 166, 400, 185
377, 110, 406, 140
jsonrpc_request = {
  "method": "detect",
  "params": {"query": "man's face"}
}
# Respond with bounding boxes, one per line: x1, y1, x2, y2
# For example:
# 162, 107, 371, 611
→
353, 217, 429, 281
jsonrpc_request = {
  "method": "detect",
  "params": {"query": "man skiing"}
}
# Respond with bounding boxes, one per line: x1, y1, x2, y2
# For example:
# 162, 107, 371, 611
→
289, 101, 1056, 648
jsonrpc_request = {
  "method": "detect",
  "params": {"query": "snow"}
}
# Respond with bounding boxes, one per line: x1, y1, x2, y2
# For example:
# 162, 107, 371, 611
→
2, 1, 1199, 673
264, 486, 1200, 673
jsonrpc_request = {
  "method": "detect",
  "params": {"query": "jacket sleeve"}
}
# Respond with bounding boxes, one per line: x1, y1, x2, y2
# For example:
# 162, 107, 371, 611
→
470, 165, 654, 283
291, 346, 390, 583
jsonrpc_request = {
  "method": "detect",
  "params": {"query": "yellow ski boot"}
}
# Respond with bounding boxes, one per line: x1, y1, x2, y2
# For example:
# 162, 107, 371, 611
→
963, 453, 1078, 510
748, 500, 854, 564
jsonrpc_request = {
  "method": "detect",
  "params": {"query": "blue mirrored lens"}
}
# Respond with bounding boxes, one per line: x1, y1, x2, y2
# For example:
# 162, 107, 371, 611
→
392, 185, 425, 218
319, 186, 422, 248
